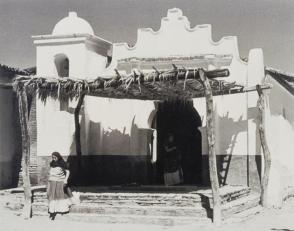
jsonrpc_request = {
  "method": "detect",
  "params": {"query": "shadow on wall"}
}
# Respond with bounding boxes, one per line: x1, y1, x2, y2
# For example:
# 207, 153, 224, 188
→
205, 109, 261, 191
201, 111, 252, 187
250, 106, 262, 190
216, 113, 247, 186
66, 112, 153, 186
271, 229, 294, 231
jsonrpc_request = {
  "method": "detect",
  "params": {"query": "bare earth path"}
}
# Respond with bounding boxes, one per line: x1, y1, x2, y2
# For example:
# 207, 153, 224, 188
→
1, 198, 294, 231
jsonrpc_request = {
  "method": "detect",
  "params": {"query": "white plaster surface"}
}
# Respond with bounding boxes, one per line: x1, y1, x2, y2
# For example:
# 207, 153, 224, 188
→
83, 97, 156, 156
33, 12, 111, 79
52, 12, 94, 35
265, 76, 294, 207
247, 49, 265, 87
103, 8, 253, 86
36, 98, 77, 156
194, 93, 250, 156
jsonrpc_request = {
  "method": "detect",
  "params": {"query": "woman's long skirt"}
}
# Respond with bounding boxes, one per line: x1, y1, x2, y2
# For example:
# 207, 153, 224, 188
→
164, 168, 183, 186
47, 181, 72, 213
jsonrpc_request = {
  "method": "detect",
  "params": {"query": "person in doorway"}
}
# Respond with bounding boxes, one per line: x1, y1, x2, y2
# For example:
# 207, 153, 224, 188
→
47, 151, 72, 220
163, 133, 183, 186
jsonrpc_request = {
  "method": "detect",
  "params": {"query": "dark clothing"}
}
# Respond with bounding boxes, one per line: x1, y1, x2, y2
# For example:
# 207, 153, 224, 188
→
50, 159, 68, 169
163, 140, 183, 185
163, 143, 181, 173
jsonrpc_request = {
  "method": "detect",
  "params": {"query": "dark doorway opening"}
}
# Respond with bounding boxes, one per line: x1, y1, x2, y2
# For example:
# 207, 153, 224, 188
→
152, 98, 202, 185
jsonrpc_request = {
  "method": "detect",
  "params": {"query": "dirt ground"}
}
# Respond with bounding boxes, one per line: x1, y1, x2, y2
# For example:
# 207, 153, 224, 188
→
1, 198, 294, 231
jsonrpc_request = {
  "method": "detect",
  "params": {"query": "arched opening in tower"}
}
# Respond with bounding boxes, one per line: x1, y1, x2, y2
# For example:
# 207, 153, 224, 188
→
54, 54, 69, 77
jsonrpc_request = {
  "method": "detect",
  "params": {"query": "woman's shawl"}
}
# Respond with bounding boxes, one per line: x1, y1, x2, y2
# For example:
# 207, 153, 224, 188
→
48, 166, 66, 182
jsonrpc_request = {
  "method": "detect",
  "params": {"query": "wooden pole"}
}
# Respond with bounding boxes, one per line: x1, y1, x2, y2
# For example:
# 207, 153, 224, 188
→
199, 69, 221, 225
74, 93, 86, 169
17, 88, 32, 219
256, 85, 271, 207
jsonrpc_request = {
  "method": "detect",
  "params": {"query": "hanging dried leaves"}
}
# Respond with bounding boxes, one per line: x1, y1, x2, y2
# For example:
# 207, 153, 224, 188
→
12, 67, 244, 103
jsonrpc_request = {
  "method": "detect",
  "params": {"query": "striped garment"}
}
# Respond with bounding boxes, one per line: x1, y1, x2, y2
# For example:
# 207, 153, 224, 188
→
48, 167, 65, 182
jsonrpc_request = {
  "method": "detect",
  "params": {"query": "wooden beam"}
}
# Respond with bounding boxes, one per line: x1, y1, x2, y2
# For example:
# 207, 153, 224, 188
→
199, 69, 221, 225
16, 89, 32, 219
243, 84, 272, 93
0, 83, 13, 89
14, 68, 230, 86
74, 93, 86, 169
256, 85, 271, 207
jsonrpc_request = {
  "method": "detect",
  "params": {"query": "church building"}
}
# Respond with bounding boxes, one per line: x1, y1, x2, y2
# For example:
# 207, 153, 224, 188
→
20, 8, 294, 208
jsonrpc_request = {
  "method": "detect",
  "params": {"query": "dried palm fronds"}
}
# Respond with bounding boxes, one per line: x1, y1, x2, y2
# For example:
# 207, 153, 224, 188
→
12, 67, 244, 103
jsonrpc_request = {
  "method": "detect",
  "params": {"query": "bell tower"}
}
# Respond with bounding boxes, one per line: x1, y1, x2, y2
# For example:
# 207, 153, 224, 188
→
32, 12, 112, 79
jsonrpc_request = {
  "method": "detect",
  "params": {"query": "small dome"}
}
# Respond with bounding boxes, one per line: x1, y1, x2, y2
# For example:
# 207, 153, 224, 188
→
52, 12, 94, 35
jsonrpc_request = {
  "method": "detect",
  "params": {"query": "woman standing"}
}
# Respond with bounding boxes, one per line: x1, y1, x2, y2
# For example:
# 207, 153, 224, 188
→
163, 133, 183, 186
47, 152, 72, 220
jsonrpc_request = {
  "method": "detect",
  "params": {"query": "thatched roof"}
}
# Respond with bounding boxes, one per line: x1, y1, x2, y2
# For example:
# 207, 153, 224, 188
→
0, 64, 29, 80
12, 67, 245, 102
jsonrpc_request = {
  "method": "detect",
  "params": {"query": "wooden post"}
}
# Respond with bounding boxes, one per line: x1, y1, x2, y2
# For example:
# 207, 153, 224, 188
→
199, 69, 221, 225
17, 88, 32, 219
74, 93, 86, 169
256, 85, 271, 207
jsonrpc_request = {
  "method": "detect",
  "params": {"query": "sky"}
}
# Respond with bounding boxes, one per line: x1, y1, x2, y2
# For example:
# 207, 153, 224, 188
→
0, 0, 294, 72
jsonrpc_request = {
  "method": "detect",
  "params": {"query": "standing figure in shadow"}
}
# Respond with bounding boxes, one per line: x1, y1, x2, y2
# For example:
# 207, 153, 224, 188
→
163, 133, 183, 186
47, 151, 72, 220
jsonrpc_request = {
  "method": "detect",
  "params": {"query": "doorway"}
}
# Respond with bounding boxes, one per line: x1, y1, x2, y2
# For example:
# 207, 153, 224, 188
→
152, 98, 202, 185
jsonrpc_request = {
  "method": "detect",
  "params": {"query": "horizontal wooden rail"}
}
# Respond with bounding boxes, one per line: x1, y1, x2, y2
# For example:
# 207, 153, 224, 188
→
0, 83, 13, 88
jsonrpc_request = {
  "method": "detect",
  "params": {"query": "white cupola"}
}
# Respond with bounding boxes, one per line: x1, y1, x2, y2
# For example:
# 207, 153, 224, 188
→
52, 12, 94, 35
32, 12, 112, 79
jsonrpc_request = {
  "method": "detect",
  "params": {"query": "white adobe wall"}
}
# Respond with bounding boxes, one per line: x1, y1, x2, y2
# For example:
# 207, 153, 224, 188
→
36, 93, 249, 158
83, 97, 156, 156
34, 36, 110, 79
246, 49, 265, 157
35, 39, 87, 78
104, 8, 249, 85
265, 75, 294, 207
83, 93, 248, 158
36, 96, 157, 157
103, 8, 264, 89
36, 98, 77, 156
85, 42, 110, 78
194, 93, 249, 157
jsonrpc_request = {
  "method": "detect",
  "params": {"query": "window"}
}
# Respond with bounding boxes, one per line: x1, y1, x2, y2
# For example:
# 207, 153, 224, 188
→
54, 54, 69, 77
54, 54, 69, 110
